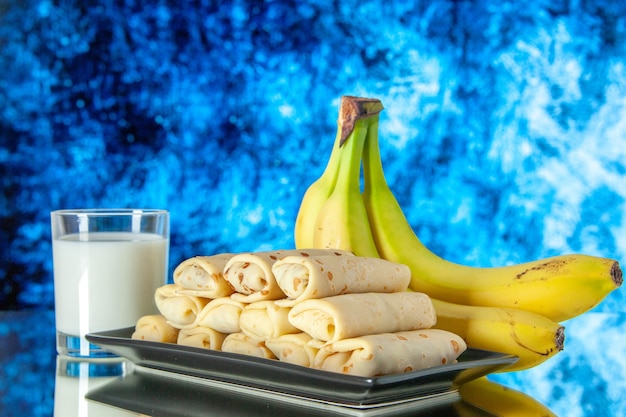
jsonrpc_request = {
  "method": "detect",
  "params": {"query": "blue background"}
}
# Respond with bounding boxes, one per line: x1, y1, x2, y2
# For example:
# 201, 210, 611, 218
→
1, 1, 625, 415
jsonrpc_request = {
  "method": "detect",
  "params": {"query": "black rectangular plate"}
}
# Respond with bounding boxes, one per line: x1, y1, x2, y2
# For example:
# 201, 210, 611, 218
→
86, 327, 517, 407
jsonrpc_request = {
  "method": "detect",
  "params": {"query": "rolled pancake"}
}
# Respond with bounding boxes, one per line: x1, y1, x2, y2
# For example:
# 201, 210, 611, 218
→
272, 255, 410, 305
265, 333, 319, 367
239, 301, 299, 340
221, 333, 276, 359
225, 249, 353, 303
154, 284, 210, 329
288, 292, 436, 342
173, 254, 234, 298
195, 297, 245, 334
177, 326, 227, 350
314, 329, 467, 377
131, 314, 179, 343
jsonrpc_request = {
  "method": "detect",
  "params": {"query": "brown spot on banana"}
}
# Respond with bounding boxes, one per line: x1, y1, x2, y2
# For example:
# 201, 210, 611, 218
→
514, 258, 570, 280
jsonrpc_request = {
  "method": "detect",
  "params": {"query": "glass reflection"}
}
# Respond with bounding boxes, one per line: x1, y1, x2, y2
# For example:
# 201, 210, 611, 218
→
53, 356, 137, 417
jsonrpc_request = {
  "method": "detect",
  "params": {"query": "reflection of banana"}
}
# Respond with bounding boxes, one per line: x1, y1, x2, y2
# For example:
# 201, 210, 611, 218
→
431, 299, 563, 372
459, 377, 558, 417
311, 98, 381, 258
361, 112, 622, 322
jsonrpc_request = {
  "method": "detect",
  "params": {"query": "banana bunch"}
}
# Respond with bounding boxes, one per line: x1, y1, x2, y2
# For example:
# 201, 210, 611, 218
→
294, 96, 623, 371
295, 96, 383, 257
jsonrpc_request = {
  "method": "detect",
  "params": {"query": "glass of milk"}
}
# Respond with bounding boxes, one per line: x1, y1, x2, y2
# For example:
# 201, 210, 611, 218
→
51, 208, 169, 358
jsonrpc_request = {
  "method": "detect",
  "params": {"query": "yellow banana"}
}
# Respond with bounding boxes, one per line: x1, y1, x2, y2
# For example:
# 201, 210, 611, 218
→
459, 377, 558, 417
312, 97, 382, 257
294, 125, 343, 248
361, 112, 623, 322
431, 299, 564, 372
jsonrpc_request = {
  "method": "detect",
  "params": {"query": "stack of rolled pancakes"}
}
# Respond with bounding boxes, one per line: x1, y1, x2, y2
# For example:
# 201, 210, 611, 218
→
132, 249, 467, 377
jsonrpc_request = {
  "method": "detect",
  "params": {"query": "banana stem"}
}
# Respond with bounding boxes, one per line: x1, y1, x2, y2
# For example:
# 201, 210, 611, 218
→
318, 95, 383, 188
335, 118, 369, 194
338, 96, 384, 146
362, 115, 387, 192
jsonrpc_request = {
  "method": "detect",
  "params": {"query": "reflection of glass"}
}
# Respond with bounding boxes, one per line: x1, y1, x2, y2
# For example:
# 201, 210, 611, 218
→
53, 356, 136, 417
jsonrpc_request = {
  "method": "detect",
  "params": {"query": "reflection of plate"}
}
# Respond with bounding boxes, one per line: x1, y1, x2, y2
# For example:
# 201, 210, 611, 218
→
87, 327, 517, 407
86, 366, 497, 417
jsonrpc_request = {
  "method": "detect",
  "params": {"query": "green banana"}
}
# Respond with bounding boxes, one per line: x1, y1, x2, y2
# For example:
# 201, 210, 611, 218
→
361, 110, 622, 322
311, 97, 382, 257
294, 126, 343, 249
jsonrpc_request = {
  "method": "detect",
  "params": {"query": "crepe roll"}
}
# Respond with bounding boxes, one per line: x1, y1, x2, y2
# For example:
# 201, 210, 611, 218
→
314, 329, 467, 377
177, 326, 227, 350
265, 333, 319, 367
154, 284, 210, 329
239, 301, 299, 340
288, 292, 437, 343
195, 297, 245, 334
131, 314, 179, 343
173, 254, 235, 298
221, 333, 277, 359
273, 255, 410, 304
225, 249, 353, 303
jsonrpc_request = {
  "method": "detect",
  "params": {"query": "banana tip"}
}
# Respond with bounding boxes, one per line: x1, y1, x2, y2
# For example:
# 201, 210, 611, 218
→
611, 261, 623, 287
555, 327, 565, 352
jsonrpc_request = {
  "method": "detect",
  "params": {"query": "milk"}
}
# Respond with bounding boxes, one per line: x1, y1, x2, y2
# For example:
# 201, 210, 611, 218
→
53, 232, 169, 337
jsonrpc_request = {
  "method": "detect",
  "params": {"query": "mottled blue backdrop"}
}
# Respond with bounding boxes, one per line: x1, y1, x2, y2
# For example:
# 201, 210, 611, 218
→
1, 1, 626, 415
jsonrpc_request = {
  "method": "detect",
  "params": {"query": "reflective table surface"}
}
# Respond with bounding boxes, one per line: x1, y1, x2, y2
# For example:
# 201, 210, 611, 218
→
1, 309, 624, 416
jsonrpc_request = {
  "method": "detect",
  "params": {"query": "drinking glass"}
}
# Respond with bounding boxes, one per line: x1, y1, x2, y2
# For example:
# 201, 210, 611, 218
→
51, 209, 169, 357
